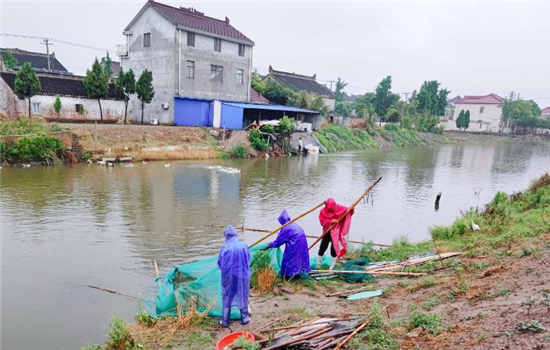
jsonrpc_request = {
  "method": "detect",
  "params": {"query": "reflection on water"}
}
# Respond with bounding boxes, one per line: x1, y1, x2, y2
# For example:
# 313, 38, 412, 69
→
1, 142, 549, 349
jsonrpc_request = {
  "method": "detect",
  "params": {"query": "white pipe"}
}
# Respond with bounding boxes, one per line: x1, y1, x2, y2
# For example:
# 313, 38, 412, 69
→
247, 46, 253, 102
178, 29, 181, 95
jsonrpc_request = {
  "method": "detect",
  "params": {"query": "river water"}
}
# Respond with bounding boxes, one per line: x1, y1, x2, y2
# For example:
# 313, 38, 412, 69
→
1, 142, 549, 349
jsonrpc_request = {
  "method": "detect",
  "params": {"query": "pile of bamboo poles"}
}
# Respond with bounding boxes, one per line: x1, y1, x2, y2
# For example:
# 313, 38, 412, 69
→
364, 252, 461, 273
257, 308, 386, 349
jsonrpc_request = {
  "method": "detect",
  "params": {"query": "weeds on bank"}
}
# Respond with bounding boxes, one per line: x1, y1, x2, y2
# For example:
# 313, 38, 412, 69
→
408, 307, 443, 335
349, 301, 400, 350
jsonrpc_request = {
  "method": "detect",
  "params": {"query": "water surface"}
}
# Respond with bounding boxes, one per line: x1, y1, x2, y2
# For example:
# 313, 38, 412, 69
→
1, 142, 549, 349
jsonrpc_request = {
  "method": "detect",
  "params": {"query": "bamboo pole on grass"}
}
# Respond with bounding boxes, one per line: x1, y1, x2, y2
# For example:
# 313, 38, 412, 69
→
310, 269, 426, 277
249, 201, 326, 248
308, 177, 382, 251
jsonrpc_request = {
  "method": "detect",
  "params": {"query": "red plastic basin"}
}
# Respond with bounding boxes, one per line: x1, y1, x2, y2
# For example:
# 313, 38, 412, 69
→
216, 331, 255, 350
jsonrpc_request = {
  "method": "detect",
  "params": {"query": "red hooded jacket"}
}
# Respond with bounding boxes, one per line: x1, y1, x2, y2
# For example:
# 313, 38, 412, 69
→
318, 198, 354, 257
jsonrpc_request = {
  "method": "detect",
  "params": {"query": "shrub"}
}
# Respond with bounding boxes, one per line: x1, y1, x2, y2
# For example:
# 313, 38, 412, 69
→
4, 136, 65, 165
276, 116, 296, 134
259, 124, 275, 134
384, 123, 399, 131
231, 145, 248, 158
106, 314, 135, 350
249, 129, 268, 152
366, 125, 376, 136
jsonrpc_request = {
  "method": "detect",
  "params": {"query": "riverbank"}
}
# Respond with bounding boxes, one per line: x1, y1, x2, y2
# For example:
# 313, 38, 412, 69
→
84, 174, 549, 350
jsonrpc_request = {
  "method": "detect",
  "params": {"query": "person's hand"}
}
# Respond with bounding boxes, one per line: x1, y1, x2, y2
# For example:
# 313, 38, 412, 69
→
261, 246, 271, 251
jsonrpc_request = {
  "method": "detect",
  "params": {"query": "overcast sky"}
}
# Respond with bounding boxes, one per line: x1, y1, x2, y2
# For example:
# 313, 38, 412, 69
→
1, 1, 549, 106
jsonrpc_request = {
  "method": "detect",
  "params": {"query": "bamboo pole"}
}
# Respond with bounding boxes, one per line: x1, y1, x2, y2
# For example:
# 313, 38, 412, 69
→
310, 269, 426, 277
249, 201, 326, 248
334, 307, 387, 350
325, 285, 375, 297
154, 260, 161, 287
308, 177, 382, 251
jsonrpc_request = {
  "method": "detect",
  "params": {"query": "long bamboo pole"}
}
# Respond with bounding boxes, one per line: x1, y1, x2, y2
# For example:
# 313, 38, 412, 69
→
249, 201, 326, 248
310, 269, 426, 276
308, 177, 382, 251
334, 307, 387, 350
305, 235, 389, 247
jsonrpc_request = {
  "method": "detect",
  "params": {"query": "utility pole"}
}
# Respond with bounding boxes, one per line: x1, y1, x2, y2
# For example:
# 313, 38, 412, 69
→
403, 92, 409, 102
327, 80, 336, 91
41, 38, 52, 72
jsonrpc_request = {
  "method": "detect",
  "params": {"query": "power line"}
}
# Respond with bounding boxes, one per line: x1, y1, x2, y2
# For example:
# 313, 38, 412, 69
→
0, 32, 115, 54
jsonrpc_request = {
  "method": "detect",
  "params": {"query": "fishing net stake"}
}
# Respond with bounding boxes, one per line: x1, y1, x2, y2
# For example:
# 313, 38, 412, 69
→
308, 177, 382, 251
249, 200, 327, 248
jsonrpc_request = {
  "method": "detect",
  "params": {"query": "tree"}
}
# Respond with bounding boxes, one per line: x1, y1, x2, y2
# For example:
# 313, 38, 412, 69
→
290, 90, 311, 109
309, 94, 329, 117
251, 73, 266, 95
456, 110, 465, 130
263, 79, 295, 105
53, 95, 62, 115
414, 80, 450, 116
502, 99, 541, 133
335, 101, 351, 117
3, 51, 18, 70
136, 69, 155, 125
464, 110, 470, 130
374, 76, 400, 123
115, 68, 136, 124
84, 58, 109, 122
14, 62, 41, 118
334, 77, 347, 103
103, 52, 113, 78
355, 103, 367, 118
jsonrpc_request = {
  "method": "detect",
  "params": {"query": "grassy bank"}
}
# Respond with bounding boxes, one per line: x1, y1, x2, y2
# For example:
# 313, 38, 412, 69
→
84, 174, 549, 349
315, 124, 453, 153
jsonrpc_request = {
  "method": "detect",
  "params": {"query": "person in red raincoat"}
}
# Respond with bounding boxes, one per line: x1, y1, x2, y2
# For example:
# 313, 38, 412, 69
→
317, 198, 354, 269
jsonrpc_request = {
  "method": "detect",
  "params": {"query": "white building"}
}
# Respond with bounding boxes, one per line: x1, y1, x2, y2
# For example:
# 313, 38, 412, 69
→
443, 94, 506, 133
119, 0, 255, 124
0, 71, 125, 120
541, 107, 550, 121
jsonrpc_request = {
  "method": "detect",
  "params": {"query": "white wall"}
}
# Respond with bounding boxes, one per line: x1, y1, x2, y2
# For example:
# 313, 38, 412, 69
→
29, 95, 125, 120
443, 103, 504, 133
121, 6, 178, 124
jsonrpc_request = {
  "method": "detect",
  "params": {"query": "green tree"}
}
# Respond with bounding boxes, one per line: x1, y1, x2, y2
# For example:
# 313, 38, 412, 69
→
263, 79, 295, 105
84, 58, 109, 122
455, 110, 465, 130
53, 95, 62, 115
335, 101, 351, 117
136, 69, 155, 125
14, 62, 41, 118
115, 68, 136, 124
251, 73, 266, 95
309, 94, 329, 117
103, 52, 113, 77
334, 77, 347, 103
355, 103, 367, 118
414, 80, 450, 116
3, 51, 18, 70
464, 110, 470, 130
502, 99, 541, 133
374, 76, 400, 123
290, 90, 311, 109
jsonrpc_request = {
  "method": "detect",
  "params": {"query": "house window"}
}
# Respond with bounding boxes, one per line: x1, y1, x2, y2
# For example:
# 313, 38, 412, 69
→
479, 123, 483, 129
238, 44, 245, 57
236, 69, 244, 85
214, 38, 221, 52
32, 102, 41, 114
143, 33, 151, 47
75, 104, 83, 113
186, 60, 195, 79
479, 106, 485, 113
187, 32, 195, 47
211, 65, 223, 82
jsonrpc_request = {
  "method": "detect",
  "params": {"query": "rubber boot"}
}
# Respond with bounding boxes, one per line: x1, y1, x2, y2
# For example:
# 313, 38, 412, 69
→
316, 255, 323, 268
220, 307, 231, 327
330, 256, 338, 270
240, 307, 250, 325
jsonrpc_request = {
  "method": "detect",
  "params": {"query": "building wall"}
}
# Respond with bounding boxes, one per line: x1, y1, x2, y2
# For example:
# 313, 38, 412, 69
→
444, 103, 504, 133
178, 30, 251, 102
121, 6, 178, 124
0, 80, 124, 120
323, 97, 335, 111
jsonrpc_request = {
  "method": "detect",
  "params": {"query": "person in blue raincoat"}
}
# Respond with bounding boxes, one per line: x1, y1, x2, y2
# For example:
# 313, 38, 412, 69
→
217, 225, 251, 327
267, 209, 311, 279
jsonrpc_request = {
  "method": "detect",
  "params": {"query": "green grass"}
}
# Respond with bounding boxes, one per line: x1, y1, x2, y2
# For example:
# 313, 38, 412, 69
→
231, 145, 248, 158
106, 314, 137, 350
408, 309, 443, 335
1, 136, 66, 165
349, 301, 400, 350
181, 331, 215, 350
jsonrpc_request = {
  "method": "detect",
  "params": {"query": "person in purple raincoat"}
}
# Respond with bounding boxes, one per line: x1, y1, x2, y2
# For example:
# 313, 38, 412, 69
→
217, 225, 251, 327
267, 210, 311, 279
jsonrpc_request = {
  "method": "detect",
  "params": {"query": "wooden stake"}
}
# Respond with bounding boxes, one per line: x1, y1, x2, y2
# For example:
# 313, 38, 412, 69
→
154, 260, 161, 287
310, 269, 426, 277
249, 201, 326, 248
308, 177, 382, 251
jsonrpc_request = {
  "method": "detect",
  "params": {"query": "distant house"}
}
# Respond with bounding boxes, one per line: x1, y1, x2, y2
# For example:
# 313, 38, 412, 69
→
0, 71, 124, 120
541, 106, 550, 121
119, 0, 255, 124
443, 94, 506, 133
263, 66, 335, 111
100, 57, 121, 79
0, 48, 70, 74
250, 88, 270, 104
